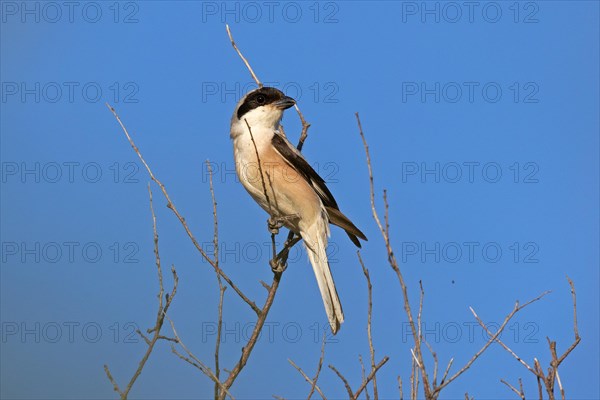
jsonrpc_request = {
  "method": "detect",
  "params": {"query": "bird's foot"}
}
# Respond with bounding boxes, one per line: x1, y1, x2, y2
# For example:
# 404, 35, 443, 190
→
267, 217, 282, 235
267, 214, 297, 235
269, 256, 287, 273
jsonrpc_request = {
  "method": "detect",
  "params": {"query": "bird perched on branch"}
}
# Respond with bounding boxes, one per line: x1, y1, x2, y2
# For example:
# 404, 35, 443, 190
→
230, 86, 367, 334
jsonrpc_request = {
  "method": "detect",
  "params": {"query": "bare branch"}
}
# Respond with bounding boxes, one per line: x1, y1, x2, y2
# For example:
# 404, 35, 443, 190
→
439, 358, 453, 387
356, 112, 431, 398
225, 24, 261, 86
473, 314, 536, 375
434, 291, 550, 395
328, 364, 353, 398
410, 351, 418, 400
356, 113, 385, 238
308, 335, 327, 400
224, 25, 311, 152
519, 378, 526, 400
501, 378, 525, 400
218, 269, 285, 399
556, 277, 581, 365
166, 315, 233, 399
103, 365, 122, 397
288, 358, 327, 400
328, 356, 389, 400
556, 366, 565, 400
244, 119, 272, 214
358, 355, 369, 400
206, 160, 227, 400
397, 376, 403, 400
214, 279, 226, 398
534, 358, 544, 399
357, 251, 380, 399
293, 104, 311, 151
353, 357, 390, 400
424, 340, 438, 389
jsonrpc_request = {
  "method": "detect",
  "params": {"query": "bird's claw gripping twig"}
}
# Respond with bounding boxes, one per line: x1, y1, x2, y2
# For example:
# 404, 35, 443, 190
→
269, 257, 287, 273
267, 214, 298, 235
268, 217, 282, 235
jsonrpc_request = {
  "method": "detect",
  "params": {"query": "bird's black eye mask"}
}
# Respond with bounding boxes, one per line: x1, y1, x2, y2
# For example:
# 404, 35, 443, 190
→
237, 87, 285, 120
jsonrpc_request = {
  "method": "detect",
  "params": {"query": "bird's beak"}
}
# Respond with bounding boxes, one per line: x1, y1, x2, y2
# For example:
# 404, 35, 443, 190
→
274, 96, 296, 110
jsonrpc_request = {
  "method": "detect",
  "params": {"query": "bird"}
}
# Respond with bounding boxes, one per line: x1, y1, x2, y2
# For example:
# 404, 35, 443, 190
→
230, 86, 367, 334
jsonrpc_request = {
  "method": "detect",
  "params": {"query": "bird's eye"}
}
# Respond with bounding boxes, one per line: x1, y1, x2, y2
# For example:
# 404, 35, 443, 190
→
256, 95, 266, 104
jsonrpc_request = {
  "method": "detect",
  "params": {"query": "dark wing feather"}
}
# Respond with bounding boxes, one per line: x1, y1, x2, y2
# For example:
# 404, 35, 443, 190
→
326, 206, 366, 247
271, 133, 367, 247
271, 133, 338, 208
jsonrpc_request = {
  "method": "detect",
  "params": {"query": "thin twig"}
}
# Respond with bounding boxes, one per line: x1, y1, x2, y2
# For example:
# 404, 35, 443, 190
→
207, 160, 227, 400
328, 357, 389, 400
103, 365, 121, 396
245, 119, 272, 214
218, 270, 284, 399
308, 335, 327, 400
556, 367, 565, 400
288, 358, 327, 400
328, 365, 354, 398
225, 24, 261, 86
356, 112, 431, 397
410, 351, 418, 400
534, 358, 544, 400
557, 277, 581, 365
294, 104, 311, 151
244, 119, 289, 274
519, 378, 525, 400
353, 357, 390, 399
501, 378, 526, 399
225, 25, 311, 153
424, 340, 438, 389
397, 376, 404, 400
439, 358, 454, 386
358, 355, 369, 400
167, 315, 233, 399
357, 251, 380, 399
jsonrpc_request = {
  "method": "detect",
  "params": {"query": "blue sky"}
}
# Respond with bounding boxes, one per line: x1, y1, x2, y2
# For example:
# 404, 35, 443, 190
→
1, 1, 599, 399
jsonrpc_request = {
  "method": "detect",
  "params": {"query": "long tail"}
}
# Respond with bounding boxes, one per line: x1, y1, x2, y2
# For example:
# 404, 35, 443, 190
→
302, 221, 344, 334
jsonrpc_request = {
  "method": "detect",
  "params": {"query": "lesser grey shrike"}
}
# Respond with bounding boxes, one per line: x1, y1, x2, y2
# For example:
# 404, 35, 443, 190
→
230, 86, 367, 334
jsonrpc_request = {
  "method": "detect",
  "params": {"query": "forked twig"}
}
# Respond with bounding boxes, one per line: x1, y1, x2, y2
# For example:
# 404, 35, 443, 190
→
501, 378, 525, 399
104, 185, 179, 399
433, 291, 550, 395
489, 278, 580, 400
288, 347, 327, 400
166, 315, 232, 399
